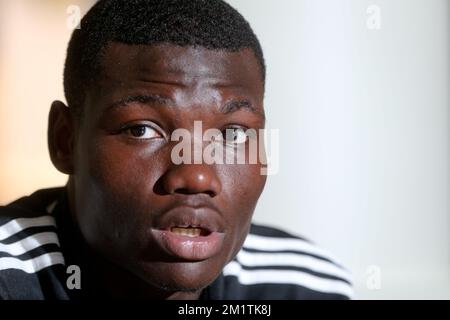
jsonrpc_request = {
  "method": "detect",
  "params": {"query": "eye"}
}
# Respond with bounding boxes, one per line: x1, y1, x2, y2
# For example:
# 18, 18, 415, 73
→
121, 124, 162, 140
224, 127, 248, 145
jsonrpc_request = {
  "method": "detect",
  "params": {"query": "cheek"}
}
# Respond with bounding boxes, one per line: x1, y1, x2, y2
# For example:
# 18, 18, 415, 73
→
74, 139, 166, 250
84, 140, 169, 220
83, 138, 165, 192
219, 163, 266, 211
218, 163, 266, 257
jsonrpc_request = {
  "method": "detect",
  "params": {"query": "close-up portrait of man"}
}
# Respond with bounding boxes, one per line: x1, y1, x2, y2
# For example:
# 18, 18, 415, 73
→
1, 0, 449, 302
0, 0, 352, 300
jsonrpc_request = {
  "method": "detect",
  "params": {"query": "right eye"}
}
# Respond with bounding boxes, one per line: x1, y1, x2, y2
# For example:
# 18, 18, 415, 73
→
121, 125, 162, 140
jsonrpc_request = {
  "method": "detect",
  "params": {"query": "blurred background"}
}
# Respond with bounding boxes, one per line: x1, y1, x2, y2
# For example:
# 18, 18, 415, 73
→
0, 0, 449, 299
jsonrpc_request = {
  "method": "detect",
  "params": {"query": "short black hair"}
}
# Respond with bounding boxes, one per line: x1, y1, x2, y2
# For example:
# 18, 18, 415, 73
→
64, 0, 266, 117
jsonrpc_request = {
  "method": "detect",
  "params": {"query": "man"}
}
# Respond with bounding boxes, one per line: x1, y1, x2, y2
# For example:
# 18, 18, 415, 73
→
0, 0, 352, 299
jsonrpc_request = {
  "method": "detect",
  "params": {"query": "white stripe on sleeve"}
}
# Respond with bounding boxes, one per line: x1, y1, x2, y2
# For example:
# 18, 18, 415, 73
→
0, 252, 65, 273
0, 232, 60, 256
0, 216, 56, 241
223, 261, 353, 298
235, 250, 352, 283
243, 234, 345, 267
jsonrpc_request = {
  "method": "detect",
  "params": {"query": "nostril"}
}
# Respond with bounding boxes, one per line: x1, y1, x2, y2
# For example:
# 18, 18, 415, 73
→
158, 165, 222, 196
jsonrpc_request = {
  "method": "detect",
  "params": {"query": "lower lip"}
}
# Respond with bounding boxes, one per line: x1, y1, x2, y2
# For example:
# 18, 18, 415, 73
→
151, 229, 225, 261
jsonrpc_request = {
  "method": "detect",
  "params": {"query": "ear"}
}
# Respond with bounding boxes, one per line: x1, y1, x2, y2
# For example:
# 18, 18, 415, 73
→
48, 101, 76, 175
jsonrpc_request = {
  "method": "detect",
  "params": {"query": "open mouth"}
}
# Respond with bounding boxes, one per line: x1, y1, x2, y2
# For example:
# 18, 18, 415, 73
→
170, 226, 211, 237
150, 205, 225, 261
152, 227, 224, 261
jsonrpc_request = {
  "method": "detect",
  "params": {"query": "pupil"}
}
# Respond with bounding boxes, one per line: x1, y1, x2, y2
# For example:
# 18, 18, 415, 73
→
131, 127, 146, 137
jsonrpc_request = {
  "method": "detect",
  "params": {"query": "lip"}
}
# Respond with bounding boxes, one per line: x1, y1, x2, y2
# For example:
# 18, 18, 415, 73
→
150, 206, 225, 261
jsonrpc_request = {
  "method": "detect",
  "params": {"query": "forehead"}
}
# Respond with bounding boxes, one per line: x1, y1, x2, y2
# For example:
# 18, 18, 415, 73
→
81, 42, 265, 124
98, 42, 264, 93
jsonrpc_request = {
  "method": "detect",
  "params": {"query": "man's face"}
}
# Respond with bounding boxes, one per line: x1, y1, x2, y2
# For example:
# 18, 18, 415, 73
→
70, 43, 266, 296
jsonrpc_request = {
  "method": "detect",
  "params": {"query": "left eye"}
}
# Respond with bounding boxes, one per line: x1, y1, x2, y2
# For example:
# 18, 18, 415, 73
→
224, 127, 248, 145
122, 125, 161, 139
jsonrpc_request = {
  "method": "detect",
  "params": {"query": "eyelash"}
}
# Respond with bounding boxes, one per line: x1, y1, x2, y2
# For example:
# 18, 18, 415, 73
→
119, 123, 163, 140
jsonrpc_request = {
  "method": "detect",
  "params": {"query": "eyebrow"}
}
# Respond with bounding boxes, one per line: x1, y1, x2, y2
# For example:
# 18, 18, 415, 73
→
220, 100, 265, 119
106, 94, 173, 111
106, 94, 265, 119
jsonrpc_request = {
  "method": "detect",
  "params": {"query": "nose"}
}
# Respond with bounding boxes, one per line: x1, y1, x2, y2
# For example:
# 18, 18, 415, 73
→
161, 164, 222, 197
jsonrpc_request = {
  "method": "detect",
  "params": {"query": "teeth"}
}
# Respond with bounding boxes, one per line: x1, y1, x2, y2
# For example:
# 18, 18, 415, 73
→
171, 227, 202, 237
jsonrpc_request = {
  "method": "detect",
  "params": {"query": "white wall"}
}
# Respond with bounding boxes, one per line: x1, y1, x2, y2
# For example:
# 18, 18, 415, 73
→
226, 0, 450, 299
0, 0, 94, 203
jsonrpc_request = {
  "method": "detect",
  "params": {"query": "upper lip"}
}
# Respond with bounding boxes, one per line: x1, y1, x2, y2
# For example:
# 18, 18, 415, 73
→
153, 201, 225, 234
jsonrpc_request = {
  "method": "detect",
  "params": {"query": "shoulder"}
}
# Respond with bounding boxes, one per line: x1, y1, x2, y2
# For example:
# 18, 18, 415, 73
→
221, 223, 353, 300
0, 188, 66, 299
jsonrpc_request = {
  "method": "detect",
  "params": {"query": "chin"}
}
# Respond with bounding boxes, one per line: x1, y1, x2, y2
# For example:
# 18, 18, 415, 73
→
137, 259, 223, 293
